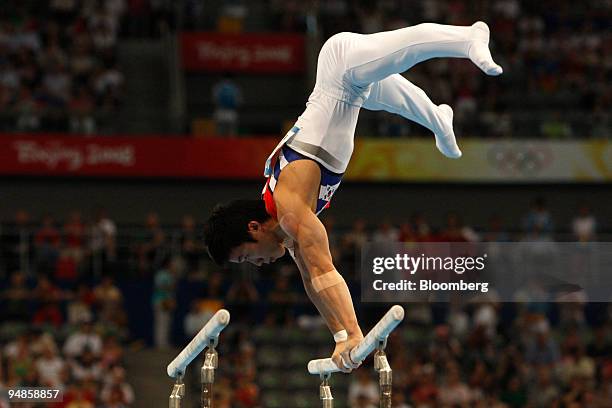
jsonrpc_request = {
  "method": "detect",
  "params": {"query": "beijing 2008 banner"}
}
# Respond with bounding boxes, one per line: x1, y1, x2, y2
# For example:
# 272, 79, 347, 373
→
0, 134, 277, 179
181, 33, 306, 73
1, 134, 611, 182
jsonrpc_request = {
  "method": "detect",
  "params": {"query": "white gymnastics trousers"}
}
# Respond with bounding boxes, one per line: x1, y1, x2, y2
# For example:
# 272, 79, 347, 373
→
279, 22, 494, 174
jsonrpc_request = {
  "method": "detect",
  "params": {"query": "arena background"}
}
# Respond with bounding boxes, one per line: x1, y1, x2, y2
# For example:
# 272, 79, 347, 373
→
1, 1, 611, 407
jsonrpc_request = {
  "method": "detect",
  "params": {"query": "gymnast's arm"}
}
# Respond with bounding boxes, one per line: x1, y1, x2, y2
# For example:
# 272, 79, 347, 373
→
273, 161, 363, 355
289, 243, 344, 335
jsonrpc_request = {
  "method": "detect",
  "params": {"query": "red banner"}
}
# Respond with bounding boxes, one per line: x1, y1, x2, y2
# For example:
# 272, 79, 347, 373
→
181, 33, 305, 73
5, 134, 610, 182
0, 134, 277, 179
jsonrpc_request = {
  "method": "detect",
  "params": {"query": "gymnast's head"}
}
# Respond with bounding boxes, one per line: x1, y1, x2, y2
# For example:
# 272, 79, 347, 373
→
204, 199, 285, 267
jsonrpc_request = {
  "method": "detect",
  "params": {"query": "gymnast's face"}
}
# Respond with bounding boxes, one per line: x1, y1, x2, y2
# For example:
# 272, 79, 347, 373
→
229, 221, 286, 266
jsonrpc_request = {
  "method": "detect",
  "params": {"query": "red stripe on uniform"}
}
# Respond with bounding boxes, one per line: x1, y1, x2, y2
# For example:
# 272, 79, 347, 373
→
262, 178, 278, 219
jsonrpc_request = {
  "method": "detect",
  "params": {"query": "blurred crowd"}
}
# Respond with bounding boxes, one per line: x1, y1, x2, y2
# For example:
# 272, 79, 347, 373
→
0, 198, 600, 287
0, 206, 132, 406
0, 197, 608, 406
0, 275, 132, 407
0, 0, 127, 134
342, 308, 612, 408
189, 0, 611, 139
0, 0, 177, 136
1, 0, 608, 138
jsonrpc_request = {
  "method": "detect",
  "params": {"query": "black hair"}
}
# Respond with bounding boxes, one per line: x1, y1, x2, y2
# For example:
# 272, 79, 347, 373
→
204, 199, 271, 266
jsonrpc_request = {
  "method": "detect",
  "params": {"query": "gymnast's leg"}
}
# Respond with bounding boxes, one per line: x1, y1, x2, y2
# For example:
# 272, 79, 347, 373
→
363, 74, 460, 158
345, 22, 502, 87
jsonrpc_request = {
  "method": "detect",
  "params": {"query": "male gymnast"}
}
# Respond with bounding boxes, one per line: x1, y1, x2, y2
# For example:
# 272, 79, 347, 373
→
204, 22, 502, 372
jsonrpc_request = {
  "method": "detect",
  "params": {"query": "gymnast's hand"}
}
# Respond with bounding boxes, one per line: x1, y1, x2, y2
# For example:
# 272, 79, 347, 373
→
332, 332, 364, 373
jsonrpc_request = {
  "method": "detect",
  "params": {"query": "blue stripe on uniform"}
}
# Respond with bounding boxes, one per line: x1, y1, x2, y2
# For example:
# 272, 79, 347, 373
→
268, 146, 343, 215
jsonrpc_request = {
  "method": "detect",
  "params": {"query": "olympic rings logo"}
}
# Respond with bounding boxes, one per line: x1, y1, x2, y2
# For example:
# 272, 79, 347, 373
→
487, 143, 554, 176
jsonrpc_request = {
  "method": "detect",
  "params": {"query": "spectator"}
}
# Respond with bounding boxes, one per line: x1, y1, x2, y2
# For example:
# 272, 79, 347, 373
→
32, 275, 63, 304
88, 3, 120, 51
177, 214, 203, 273
55, 249, 79, 288
5, 336, 35, 384
438, 362, 474, 406
200, 272, 225, 313
0, 384, 8, 408
42, 63, 71, 106
473, 302, 499, 340
439, 213, 479, 242
15, 85, 41, 131
93, 63, 124, 107
572, 203, 597, 242
101, 366, 134, 406
500, 376, 528, 408
61, 210, 85, 265
372, 220, 399, 243
344, 218, 369, 249
1, 271, 31, 322
348, 369, 379, 407
527, 365, 560, 408
32, 300, 63, 328
67, 284, 95, 325
70, 34, 96, 81
397, 222, 416, 242
525, 326, 561, 366
34, 215, 61, 275
4, 332, 32, 364
184, 300, 214, 338
63, 385, 96, 408
523, 197, 554, 235
447, 304, 470, 340
135, 212, 167, 273
587, 326, 612, 362
103, 385, 131, 408
90, 209, 117, 266
35, 343, 66, 387
69, 85, 96, 134
70, 348, 103, 382
152, 257, 177, 348
410, 364, 438, 406
412, 213, 434, 241
469, 360, 492, 397
233, 368, 260, 408
558, 342, 595, 385
483, 215, 510, 242
212, 75, 243, 137
100, 336, 124, 370
94, 276, 126, 327
352, 394, 377, 408
63, 321, 103, 357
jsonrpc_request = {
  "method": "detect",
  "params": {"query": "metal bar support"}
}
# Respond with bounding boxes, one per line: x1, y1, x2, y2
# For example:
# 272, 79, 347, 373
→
201, 338, 218, 408
169, 374, 185, 408
374, 339, 392, 408
319, 373, 334, 408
